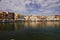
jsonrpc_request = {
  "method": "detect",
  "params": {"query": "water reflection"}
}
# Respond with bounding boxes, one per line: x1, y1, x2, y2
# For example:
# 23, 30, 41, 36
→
0, 22, 60, 40
0, 23, 15, 31
24, 22, 60, 28
0, 22, 60, 31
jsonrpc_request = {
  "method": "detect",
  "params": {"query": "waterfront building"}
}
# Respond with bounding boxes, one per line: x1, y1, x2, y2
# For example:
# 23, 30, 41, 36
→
55, 15, 60, 20
8, 12, 15, 20
20, 15, 25, 20
29, 15, 40, 21
24, 15, 40, 21
0, 11, 60, 22
46, 15, 60, 20
40, 16, 46, 20
15, 14, 21, 20
3, 12, 8, 19
46, 16, 55, 20
0, 11, 8, 20
0, 12, 3, 19
24, 16, 30, 20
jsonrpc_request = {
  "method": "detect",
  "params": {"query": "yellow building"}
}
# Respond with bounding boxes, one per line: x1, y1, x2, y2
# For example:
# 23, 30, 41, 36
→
15, 14, 21, 20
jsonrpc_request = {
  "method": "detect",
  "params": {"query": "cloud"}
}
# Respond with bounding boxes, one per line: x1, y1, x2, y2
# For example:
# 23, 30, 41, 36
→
0, 0, 1, 2
0, 0, 60, 15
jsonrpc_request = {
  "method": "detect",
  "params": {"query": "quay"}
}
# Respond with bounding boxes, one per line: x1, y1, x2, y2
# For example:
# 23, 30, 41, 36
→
0, 19, 60, 23
0, 19, 25, 23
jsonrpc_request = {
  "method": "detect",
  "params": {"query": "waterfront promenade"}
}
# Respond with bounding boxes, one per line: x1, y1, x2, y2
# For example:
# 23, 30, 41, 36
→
0, 19, 60, 23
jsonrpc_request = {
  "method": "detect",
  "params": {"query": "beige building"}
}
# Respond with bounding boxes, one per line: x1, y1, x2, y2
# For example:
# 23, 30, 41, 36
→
24, 16, 30, 20
46, 16, 55, 20
46, 15, 60, 20
24, 15, 40, 21
29, 15, 40, 21
55, 15, 60, 20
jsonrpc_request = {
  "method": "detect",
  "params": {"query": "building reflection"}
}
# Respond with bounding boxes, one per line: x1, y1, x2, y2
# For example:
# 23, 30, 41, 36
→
24, 22, 60, 28
46, 22, 60, 28
0, 23, 15, 31
0, 22, 60, 31
14, 23, 21, 30
24, 22, 29, 28
29, 22, 39, 28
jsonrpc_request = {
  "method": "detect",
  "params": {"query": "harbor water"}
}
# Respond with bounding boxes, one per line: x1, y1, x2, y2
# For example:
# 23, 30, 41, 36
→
0, 22, 60, 40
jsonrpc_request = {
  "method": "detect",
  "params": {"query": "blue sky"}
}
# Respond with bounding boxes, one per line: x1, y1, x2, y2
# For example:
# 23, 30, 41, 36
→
0, 0, 60, 16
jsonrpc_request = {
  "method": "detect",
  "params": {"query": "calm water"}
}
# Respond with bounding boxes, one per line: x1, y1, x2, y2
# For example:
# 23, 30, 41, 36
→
0, 22, 60, 40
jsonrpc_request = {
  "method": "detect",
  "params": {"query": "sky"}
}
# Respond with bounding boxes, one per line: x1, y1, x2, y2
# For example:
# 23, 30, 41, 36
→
0, 0, 60, 16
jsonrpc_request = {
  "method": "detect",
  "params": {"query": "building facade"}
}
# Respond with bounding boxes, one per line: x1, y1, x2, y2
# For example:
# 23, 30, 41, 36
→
0, 11, 8, 20
8, 12, 15, 20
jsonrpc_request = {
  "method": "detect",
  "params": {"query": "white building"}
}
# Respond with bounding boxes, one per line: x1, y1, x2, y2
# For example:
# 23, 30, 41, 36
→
46, 16, 54, 20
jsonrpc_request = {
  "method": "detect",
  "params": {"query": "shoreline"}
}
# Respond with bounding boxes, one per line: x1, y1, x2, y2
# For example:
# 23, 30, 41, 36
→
0, 19, 60, 23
